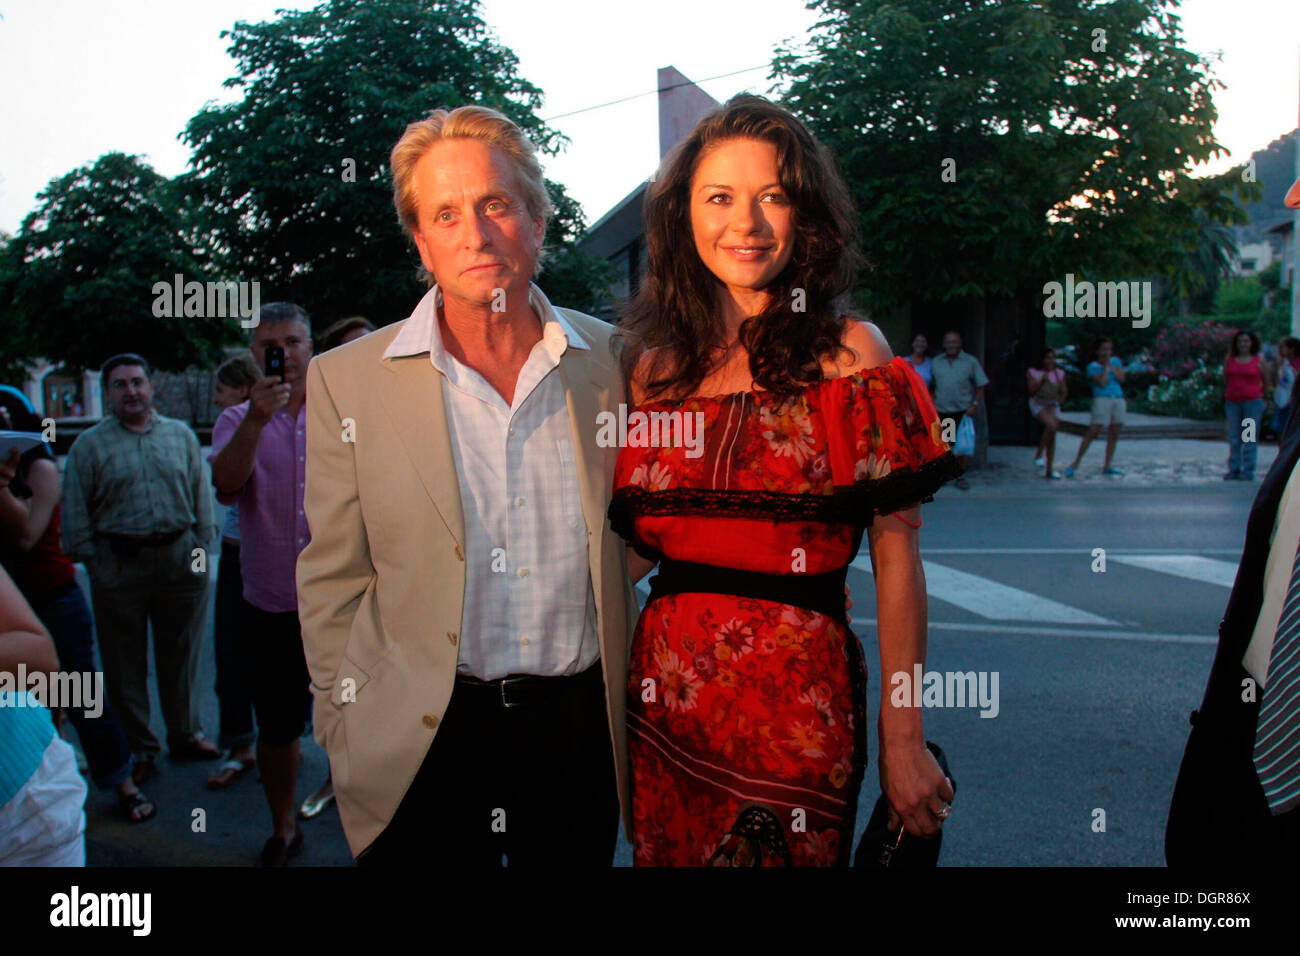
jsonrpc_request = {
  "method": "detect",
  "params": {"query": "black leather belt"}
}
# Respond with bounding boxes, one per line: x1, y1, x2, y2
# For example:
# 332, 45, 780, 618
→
648, 557, 851, 626
454, 659, 603, 709
98, 528, 187, 558
99, 529, 186, 545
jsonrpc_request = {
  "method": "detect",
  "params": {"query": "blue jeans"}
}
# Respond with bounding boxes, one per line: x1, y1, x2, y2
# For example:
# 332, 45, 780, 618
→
33, 580, 134, 790
1274, 404, 1292, 438
1226, 398, 1265, 477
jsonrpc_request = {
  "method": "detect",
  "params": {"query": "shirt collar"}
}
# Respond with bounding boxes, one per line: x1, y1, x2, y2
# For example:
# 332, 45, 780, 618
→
382, 282, 589, 368
111, 408, 157, 433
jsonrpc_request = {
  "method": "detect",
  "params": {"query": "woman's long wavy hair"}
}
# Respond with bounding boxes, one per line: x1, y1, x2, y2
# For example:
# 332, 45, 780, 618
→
617, 94, 862, 401
1226, 329, 1261, 361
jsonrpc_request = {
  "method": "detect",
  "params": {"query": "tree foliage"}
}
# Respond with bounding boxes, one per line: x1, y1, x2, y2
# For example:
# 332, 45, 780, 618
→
772, 0, 1257, 314
0, 153, 227, 377
180, 0, 609, 326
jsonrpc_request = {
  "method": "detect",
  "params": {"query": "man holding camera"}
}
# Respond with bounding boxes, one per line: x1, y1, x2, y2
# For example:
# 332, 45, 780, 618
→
209, 303, 315, 866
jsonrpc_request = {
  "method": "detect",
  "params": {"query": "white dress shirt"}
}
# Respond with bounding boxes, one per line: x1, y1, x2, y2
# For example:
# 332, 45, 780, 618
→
381, 283, 600, 681
1244, 458, 1300, 684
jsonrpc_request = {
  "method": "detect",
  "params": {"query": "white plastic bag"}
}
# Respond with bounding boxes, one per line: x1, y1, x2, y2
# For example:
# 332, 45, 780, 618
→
953, 415, 975, 457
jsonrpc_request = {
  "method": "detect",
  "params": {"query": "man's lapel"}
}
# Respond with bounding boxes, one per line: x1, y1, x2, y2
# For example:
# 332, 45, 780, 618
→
376, 353, 466, 548
559, 346, 613, 574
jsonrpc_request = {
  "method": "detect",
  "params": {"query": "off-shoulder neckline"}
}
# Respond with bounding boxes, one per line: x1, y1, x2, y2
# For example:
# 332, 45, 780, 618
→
634, 355, 912, 410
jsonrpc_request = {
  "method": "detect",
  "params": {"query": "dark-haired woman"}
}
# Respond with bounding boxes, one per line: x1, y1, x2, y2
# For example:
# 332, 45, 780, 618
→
0, 397, 154, 823
1272, 337, 1299, 438
1064, 338, 1126, 478
1027, 349, 1068, 479
610, 95, 961, 866
906, 333, 933, 389
1224, 330, 1270, 480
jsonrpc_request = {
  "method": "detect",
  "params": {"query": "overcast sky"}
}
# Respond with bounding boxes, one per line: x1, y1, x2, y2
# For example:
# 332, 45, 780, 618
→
0, 0, 1296, 236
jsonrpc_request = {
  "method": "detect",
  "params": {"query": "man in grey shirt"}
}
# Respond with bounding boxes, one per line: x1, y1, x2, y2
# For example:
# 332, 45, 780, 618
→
62, 353, 220, 782
930, 330, 988, 490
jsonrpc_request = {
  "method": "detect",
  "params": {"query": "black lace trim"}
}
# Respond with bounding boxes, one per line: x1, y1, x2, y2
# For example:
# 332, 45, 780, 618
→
708, 805, 794, 867
608, 452, 964, 542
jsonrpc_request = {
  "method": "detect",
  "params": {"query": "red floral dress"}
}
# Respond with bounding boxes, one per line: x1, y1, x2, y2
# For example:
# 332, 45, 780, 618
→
609, 356, 960, 866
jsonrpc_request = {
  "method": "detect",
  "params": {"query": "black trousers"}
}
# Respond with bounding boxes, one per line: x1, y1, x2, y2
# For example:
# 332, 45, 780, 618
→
357, 660, 620, 867
213, 542, 255, 750
239, 600, 311, 747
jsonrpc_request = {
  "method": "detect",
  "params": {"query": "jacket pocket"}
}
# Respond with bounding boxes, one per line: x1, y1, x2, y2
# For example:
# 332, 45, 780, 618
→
330, 653, 372, 708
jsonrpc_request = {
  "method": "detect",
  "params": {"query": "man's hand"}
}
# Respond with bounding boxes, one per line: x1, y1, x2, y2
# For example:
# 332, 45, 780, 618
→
247, 376, 291, 426
965, 402, 977, 417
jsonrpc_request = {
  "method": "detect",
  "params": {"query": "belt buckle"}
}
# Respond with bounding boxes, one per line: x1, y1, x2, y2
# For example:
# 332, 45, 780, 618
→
499, 676, 527, 709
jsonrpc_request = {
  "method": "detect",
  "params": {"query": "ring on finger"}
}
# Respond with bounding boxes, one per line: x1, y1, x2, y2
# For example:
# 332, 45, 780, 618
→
935, 804, 952, 820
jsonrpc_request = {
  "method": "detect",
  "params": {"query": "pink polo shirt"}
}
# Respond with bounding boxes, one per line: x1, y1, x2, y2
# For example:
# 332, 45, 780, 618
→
209, 401, 310, 613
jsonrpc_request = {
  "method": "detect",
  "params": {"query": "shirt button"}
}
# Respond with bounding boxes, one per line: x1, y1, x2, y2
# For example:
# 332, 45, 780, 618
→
515, 496, 525, 507
520, 636, 530, 646
508, 427, 515, 436
447, 631, 458, 645
454, 545, 464, 561
517, 567, 528, 578
422, 714, 438, 729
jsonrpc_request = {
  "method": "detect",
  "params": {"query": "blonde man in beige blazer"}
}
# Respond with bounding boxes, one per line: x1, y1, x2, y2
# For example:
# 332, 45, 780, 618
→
297, 105, 636, 864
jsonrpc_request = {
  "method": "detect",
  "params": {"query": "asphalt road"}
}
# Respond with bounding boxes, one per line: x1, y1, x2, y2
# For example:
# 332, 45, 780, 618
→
842, 482, 1253, 866
79, 481, 1261, 866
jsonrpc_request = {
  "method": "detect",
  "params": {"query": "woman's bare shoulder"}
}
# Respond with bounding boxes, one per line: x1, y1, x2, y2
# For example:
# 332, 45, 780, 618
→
826, 318, 894, 377
630, 346, 669, 404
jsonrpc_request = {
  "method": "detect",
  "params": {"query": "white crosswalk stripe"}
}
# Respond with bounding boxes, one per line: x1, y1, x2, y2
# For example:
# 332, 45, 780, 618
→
633, 552, 1236, 632
1106, 554, 1238, 588
850, 556, 1118, 625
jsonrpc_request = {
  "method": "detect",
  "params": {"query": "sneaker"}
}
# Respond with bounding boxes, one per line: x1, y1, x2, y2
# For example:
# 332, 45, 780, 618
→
1103, 467, 1125, 476
1034, 456, 1046, 467
1063, 467, 1075, 478
1223, 472, 1241, 480
1046, 471, 1063, 480
955, 476, 970, 490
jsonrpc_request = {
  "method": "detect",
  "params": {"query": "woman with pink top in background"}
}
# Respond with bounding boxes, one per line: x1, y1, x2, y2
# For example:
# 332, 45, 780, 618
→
1027, 348, 1068, 479
1223, 329, 1271, 481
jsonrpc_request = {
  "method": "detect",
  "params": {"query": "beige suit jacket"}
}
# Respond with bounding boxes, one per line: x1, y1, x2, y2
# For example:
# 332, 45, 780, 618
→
296, 303, 635, 858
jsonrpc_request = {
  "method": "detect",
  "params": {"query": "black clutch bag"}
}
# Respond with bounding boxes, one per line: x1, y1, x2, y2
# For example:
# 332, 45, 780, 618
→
854, 741, 954, 868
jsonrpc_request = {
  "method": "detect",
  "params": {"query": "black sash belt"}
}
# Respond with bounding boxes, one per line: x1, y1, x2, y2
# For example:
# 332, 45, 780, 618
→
647, 557, 850, 626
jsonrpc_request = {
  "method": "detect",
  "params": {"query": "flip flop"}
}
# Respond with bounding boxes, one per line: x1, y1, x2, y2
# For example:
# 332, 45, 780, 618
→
117, 790, 156, 824
299, 788, 335, 819
207, 755, 256, 790
171, 734, 222, 761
